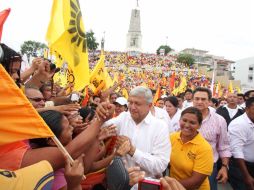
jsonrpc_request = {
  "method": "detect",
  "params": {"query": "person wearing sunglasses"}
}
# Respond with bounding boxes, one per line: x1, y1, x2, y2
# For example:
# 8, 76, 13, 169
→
25, 88, 46, 108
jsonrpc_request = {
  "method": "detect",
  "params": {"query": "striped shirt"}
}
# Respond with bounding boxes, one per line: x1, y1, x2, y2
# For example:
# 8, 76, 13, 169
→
199, 108, 231, 162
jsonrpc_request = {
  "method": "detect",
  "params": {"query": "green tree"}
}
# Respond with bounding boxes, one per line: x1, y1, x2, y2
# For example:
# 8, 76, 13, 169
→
156, 45, 172, 55
86, 30, 99, 51
20, 40, 47, 62
177, 53, 195, 66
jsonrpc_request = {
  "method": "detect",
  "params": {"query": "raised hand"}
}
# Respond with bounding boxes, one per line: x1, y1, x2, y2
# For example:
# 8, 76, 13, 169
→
64, 154, 85, 190
98, 125, 117, 141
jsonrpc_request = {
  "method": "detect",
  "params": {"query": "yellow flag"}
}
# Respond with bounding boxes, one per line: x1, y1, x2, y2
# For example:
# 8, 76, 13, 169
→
104, 68, 113, 90
46, 0, 89, 91
89, 54, 106, 94
43, 48, 49, 59
153, 86, 161, 104
0, 65, 54, 145
122, 88, 129, 99
228, 81, 234, 93
178, 77, 187, 93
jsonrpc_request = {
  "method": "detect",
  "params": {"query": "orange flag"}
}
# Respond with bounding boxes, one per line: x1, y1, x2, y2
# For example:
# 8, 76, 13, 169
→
0, 8, 10, 41
169, 72, 175, 90
0, 65, 54, 145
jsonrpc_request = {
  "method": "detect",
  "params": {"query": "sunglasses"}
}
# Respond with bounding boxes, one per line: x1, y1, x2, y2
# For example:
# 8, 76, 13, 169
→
27, 97, 46, 102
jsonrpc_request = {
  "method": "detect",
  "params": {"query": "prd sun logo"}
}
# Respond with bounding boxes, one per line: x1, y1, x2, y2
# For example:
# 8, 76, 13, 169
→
68, 0, 87, 53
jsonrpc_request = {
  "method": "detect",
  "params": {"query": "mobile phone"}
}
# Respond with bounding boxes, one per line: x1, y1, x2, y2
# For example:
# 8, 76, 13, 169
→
138, 178, 162, 190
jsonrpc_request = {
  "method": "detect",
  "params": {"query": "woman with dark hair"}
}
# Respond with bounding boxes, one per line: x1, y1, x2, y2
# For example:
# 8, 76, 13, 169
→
31, 110, 74, 190
164, 96, 182, 132
169, 107, 213, 190
0, 43, 22, 86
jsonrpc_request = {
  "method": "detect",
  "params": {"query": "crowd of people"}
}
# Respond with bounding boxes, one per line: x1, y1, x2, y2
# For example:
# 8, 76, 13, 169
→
0, 42, 254, 190
88, 51, 234, 98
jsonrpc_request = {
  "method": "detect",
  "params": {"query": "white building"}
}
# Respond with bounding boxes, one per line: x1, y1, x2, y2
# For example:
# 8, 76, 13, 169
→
232, 57, 254, 92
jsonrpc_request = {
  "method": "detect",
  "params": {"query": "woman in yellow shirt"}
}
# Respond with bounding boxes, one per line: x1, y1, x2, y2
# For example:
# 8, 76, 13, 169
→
169, 107, 213, 190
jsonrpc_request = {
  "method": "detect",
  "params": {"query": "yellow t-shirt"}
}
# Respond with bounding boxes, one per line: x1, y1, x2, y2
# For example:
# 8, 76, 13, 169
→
0, 160, 54, 190
169, 132, 213, 190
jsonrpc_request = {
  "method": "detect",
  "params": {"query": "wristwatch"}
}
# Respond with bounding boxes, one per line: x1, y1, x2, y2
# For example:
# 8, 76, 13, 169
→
222, 163, 229, 170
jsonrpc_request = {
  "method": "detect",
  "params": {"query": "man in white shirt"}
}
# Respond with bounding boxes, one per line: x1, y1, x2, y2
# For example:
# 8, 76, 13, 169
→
182, 89, 193, 109
151, 105, 172, 133
101, 86, 171, 189
228, 97, 254, 190
216, 93, 245, 126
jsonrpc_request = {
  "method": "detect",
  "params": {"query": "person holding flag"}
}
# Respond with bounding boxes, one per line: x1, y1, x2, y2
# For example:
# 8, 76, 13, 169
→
0, 43, 115, 174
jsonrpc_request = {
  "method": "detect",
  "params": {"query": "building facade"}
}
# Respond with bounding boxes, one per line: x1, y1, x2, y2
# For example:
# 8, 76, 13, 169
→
232, 57, 254, 92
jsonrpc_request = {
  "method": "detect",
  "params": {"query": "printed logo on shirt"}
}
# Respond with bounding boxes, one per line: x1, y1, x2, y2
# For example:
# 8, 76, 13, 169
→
187, 151, 196, 160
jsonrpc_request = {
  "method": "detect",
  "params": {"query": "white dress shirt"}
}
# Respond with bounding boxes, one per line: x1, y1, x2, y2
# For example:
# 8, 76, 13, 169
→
182, 100, 193, 109
153, 106, 173, 133
104, 111, 171, 178
170, 109, 181, 132
228, 113, 254, 162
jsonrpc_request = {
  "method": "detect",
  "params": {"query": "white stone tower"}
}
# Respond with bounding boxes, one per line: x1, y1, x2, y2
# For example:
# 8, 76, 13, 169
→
126, 1, 142, 53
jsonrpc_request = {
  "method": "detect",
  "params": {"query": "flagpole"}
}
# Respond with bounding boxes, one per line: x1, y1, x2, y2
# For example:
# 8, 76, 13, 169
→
210, 60, 217, 95
51, 136, 86, 179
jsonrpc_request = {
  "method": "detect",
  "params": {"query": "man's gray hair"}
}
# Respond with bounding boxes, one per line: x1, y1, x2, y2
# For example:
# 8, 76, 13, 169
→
129, 86, 153, 103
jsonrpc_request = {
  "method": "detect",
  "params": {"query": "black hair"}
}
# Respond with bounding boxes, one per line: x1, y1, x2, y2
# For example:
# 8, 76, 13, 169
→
39, 82, 52, 93
181, 107, 203, 125
79, 106, 95, 122
176, 93, 184, 100
237, 93, 244, 98
0, 43, 22, 86
164, 96, 179, 108
193, 87, 212, 100
244, 90, 254, 100
211, 98, 219, 107
93, 95, 100, 100
30, 110, 63, 147
110, 92, 119, 98
245, 97, 254, 108
185, 89, 193, 94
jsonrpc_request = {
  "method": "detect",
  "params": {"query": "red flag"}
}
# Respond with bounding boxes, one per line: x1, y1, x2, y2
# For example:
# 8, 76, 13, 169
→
0, 8, 11, 41
81, 86, 89, 107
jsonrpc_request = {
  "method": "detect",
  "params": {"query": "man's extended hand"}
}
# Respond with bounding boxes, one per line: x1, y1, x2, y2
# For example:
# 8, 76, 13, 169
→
96, 102, 115, 122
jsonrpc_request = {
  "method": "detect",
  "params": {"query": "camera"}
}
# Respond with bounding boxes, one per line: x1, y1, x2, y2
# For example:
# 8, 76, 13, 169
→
50, 63, 56, 71
70, 93, 80, 103
138, 178, 162, 190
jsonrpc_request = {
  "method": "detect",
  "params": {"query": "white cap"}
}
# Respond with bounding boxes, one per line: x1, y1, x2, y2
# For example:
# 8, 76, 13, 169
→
161, 95, 167, 98
115, 97, 128, 106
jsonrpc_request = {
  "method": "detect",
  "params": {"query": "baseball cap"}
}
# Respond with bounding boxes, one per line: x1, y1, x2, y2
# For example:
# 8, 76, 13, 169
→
114, 97, 128, 106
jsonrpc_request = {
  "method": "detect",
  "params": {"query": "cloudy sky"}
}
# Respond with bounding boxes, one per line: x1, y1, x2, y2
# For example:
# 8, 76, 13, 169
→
0, 0, 253, 61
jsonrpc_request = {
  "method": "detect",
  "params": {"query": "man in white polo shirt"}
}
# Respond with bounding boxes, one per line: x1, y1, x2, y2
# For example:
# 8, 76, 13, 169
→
228, 97, 254, 190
